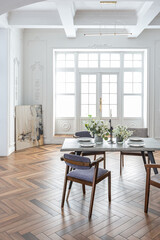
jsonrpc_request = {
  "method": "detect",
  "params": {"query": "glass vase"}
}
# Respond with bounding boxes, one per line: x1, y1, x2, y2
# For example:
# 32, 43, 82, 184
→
95, 135, 103, 144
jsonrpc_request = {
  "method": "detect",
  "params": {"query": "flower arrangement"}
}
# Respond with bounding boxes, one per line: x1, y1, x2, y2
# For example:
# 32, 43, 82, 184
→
85, 116, 109, 140
113, 125, 133, 142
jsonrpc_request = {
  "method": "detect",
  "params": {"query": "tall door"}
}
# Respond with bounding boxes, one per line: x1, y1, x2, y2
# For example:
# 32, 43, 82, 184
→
79, 72, 119, 130
100, 73, 119, 120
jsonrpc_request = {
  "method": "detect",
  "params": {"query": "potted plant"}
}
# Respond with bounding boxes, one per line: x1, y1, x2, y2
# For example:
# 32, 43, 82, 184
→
113, 125, 133, 143
85, 116, 109, 144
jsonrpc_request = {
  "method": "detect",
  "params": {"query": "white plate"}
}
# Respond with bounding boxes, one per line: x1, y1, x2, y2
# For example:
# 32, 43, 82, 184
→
80, 143, 95, 148
78, 137, 92, 142
129, 137, 144, 142
128, 143, 145, 148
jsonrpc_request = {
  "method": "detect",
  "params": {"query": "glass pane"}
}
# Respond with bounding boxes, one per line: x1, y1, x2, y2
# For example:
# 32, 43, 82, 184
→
81, 105, 88, 117
89, 75, 96, 82
124, 72, 132, 82
66, 83, 74, 93
111, 54, 120, 60
79, 54, 88, 60
57, 60, 65, 68
111, 61, 120, 68
89, 83, 96, 93
124, 83, 132, 93
110, 83, 117, 93
66, 61, 74, 68
124, 96, 142, 117
79, 61, 88, 68
133, 72, 142, 82
102, 94, 109, 104
57, 54, 65, 61
102, 105, 109, 117
89, 105, 96, 117
133, 61, 142, 68
102, 83, 109, 93
66, 72, 74, 82
56, 72, 65, 82
124, 61, 132, 68
81, 83, 88, 93
100, 61, 110, 68
81, 75, 88, 82
110, 94, 117, 104
133, 83, 141, 93
110, 75, 117, 82
81, 94, 88, 104
56, 95, 75, 117
102, 75, 109, 82
66, 54, 74, 60
56, 83, 65, 93
89, 61, 98, 68
110, 105, 117, 117
124, 54, 132, 60
101, 53, 110, 60
134, 54, 142, 60
89, 94, 96, 104
89, 53, 98, 60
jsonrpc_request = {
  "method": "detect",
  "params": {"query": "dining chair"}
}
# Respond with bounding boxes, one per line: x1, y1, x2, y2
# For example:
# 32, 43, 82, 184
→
120, 128, 148, 175
61, 154, 111, 219
74, 131, 106, 169
144, 164, 160, 213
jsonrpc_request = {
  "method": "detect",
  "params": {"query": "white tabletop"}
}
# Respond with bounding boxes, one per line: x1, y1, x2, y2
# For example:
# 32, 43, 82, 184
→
61, 138, 160, 152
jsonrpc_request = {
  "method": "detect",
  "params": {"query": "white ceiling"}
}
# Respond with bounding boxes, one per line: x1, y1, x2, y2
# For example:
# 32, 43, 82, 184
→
1, 0, 160, 38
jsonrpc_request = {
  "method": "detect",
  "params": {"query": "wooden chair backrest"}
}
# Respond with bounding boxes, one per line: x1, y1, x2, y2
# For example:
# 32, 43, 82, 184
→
128, 128, 148, 138
64, 154, 91, 170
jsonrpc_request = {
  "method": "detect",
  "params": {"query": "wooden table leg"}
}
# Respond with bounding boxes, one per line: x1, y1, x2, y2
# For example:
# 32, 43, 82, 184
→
147, 151, 158, 174
141, 151, 147, 165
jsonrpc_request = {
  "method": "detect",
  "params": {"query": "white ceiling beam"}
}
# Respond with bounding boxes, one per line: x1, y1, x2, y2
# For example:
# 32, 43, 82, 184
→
75, 10, 137, 26
0, 14, 8, 28
56, 0, 76, 38
129, 1, 160, 38
0, 0, 44, 15
8, 11, 61, 26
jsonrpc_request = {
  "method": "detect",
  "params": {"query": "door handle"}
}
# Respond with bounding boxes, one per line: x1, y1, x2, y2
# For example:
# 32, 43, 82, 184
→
100, 98, 102, 113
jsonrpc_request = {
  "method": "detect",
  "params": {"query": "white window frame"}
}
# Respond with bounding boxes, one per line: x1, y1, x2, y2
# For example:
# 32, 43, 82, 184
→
54, 49, 146, 134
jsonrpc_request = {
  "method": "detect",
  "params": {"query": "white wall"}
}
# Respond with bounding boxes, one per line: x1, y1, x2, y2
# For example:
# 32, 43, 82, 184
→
9, 28, 23, 154
0, 28, 23, 156
23, 29, 160, 143
0, 29, 9, 156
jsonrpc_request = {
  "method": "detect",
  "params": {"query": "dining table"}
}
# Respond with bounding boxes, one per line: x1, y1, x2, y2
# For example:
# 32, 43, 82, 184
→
61, 137, 160, 174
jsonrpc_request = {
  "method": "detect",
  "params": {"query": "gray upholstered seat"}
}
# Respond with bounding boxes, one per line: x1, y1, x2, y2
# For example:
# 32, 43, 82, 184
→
73, 131, 106, 169
120, 128, 149, 175
61, 153, 111, 219
67, 167, 108, 182
151, 174, 160, 184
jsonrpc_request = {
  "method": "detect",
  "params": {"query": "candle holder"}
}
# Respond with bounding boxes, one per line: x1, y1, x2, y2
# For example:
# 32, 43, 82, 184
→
108, 119, 115, 144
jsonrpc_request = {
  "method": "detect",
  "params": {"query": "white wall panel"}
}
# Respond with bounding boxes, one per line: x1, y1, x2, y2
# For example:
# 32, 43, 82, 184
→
154, 40, 160, 138
23, 29, 160, 142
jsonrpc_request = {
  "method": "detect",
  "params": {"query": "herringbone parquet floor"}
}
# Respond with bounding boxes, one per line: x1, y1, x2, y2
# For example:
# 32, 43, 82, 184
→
0, 145, 160, 240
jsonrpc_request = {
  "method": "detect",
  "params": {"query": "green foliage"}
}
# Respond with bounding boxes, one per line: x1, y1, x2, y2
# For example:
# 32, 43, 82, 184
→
85, 116, 109, 139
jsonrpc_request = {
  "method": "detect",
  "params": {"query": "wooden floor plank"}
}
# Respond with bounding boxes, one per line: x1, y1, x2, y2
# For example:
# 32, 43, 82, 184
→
0, 144, 159, 240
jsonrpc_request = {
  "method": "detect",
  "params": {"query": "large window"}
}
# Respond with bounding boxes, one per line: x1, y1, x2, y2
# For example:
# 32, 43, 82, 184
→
54, 50, 146, 134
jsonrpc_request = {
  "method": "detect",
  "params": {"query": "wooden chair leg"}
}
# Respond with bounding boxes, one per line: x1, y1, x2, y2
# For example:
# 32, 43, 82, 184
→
122, 154, 124, 167
88, 165, 98, 219
61, 165, 69, 208
82, 184, 86, 195
94, 155, 96, 161
144, 167, 150, 213
108, 172, 111, 202
66, 181, 73, 201
120, 153, 122, 175
103, 152, 106, 169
